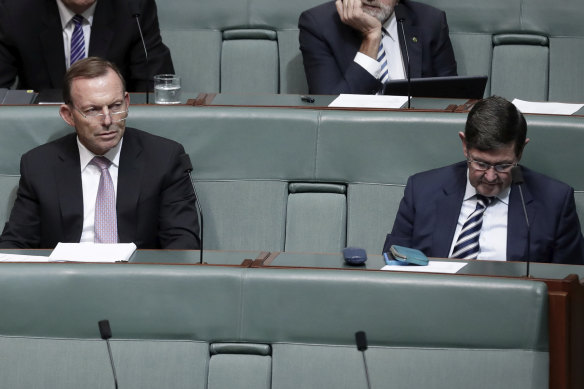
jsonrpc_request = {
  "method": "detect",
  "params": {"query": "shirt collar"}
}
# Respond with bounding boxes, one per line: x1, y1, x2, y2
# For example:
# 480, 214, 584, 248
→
463, 168, 511, 205
382, 12, 398, 42
56, 0, 97, 29
78, 136, 123, 171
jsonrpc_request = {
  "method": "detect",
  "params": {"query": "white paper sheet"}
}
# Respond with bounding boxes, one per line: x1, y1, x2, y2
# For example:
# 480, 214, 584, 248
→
381, 261, 467, 274
512, 99, 584, 115
49, 242, 137, 263
329, 94, 408, 109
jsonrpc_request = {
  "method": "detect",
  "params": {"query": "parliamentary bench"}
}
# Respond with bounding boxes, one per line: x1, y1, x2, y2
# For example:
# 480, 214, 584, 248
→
154, 0, 584, 102
1, 105, 584, 253
0, 262, 549, 389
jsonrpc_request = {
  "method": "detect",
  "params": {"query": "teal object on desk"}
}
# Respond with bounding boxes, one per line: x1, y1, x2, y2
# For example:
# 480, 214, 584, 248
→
384, 245, 429, 266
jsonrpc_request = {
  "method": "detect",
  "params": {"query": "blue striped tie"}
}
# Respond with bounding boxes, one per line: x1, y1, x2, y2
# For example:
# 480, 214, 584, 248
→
451, 195, 492, 259
378, 28, 389, 83
70, 14, 86, 66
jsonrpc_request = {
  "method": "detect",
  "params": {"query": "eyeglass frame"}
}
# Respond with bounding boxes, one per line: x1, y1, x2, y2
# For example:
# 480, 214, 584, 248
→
466, 154, 517, 173
72, 100, 129, 123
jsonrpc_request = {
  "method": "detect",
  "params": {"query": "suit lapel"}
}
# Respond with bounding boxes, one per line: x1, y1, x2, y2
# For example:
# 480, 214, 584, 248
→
432, 164, 467, 257
395, 5, 422, 78
40, 0, 67, 87
507, 171, 535, 260
56, 135, 84, 242
88, 0, 114, 57
116, 129, 143, 243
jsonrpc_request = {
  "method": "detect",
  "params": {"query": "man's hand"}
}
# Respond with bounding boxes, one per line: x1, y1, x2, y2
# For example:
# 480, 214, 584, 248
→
335, 0, 382, 58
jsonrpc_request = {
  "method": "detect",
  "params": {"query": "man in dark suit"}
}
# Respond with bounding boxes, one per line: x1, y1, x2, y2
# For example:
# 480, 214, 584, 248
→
383, 96, 584, 264
0, 0, 173, 92
299, 0, 457, 95
0, 57, 200, 249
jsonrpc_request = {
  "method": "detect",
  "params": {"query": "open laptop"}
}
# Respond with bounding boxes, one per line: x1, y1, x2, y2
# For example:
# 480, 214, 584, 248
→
0, 88, 38, 104
383, 75, 488, 99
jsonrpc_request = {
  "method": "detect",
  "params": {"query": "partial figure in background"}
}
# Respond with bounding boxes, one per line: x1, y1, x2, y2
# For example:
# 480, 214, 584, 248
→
0, 0, 173, 92
298, 0, 457, 95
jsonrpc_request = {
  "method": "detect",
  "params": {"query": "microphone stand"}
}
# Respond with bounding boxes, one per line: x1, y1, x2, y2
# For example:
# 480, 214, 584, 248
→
398, 18, 411, 109
355, 331, 372, 389
133, 12, 150, 104
511, 166, 531, 277
98, 320, 119, 389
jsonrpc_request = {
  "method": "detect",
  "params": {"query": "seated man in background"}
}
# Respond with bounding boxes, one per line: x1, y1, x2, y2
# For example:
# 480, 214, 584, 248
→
383, 96, 584, 264
0, 57, 200, 249
0, 0, 173, 92
299, 0, 457, 95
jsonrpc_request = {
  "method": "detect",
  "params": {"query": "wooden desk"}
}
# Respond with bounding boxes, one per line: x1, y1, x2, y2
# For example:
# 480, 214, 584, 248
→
189, 92, 478, 112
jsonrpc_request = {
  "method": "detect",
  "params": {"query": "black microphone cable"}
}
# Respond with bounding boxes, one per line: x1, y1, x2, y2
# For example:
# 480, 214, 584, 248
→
398, 18, 411, 109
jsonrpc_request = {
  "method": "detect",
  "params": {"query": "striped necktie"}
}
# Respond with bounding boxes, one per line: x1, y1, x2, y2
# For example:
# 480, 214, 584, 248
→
91, 156, 118, 244
70, 14, 86, 66
451, 194, 492, 259
378, 28, 389, 83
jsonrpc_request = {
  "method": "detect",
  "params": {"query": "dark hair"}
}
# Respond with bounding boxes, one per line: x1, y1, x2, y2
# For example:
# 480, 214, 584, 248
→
62, 57, 126, 104
464, 96, 527, 157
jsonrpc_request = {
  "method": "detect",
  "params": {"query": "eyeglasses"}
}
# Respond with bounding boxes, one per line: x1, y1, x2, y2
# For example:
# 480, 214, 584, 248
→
74, 102, 128, 123
467, 156, 517, 173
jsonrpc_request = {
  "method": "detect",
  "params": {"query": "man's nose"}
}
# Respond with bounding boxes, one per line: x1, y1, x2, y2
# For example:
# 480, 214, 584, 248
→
101, 107, 113, 125
483, 167, 498, 182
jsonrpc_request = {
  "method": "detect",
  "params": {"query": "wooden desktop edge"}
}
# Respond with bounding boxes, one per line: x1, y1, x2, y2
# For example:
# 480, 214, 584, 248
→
188, 93, 479, 113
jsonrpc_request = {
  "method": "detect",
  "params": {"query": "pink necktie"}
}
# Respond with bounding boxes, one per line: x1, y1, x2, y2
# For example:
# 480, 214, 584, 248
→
91, 156, 118, 243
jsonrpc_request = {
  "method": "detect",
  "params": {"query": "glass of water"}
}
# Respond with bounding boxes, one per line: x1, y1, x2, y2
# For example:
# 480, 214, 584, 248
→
153, 74, 181, 104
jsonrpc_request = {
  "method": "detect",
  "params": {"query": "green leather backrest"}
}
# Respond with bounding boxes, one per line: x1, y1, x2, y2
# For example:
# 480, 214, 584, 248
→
153, 0, 584, 100
0, 105, 583, 252
0, 175, 19, 231
155, 0, 324, 94
0, 263, 549, 388
417, 0, 584, 101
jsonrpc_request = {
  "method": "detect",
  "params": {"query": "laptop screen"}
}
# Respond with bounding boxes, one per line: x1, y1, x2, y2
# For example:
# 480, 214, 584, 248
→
383, 75, 488, 99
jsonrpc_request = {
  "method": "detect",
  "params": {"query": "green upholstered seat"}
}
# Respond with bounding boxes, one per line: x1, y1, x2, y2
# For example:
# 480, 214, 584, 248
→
1, 105, 583, 253
0, 263, 549, 388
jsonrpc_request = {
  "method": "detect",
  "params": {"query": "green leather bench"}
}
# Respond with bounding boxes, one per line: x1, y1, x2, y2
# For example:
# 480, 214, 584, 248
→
0, 263, 549, 388
1, 105, 583, 253
153, 0, 584, 101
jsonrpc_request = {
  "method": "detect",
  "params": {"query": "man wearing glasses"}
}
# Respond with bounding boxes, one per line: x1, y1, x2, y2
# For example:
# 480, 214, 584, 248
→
383, 96, 584, 264
0, 57, 200, 249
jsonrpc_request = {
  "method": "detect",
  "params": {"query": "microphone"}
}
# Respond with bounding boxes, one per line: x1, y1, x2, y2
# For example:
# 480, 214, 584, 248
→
98, 320, 119, 389
398, 18, 411, 109
180, 153, 205, 264
130, 2, 150, 104
511, 166, 531, 277
355, 331, 372, 389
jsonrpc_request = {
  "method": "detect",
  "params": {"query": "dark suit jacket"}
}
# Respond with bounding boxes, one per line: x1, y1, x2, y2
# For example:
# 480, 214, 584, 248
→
383, 162, 584, 264
0, 128, 200, 249
0, 0, 173, 92
298, 0, 457, 95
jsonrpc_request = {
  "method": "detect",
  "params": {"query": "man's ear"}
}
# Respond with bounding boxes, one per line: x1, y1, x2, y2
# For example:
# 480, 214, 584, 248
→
459, 131, 467, 157
59, 104, 75, 127
517, 138, 530, 161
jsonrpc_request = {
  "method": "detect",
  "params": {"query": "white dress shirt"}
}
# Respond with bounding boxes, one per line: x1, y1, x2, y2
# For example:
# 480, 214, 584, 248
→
56, 0, 96, 68
78, 137, 122, 243
353, 13, 406, 82
448, 172, 510, 261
